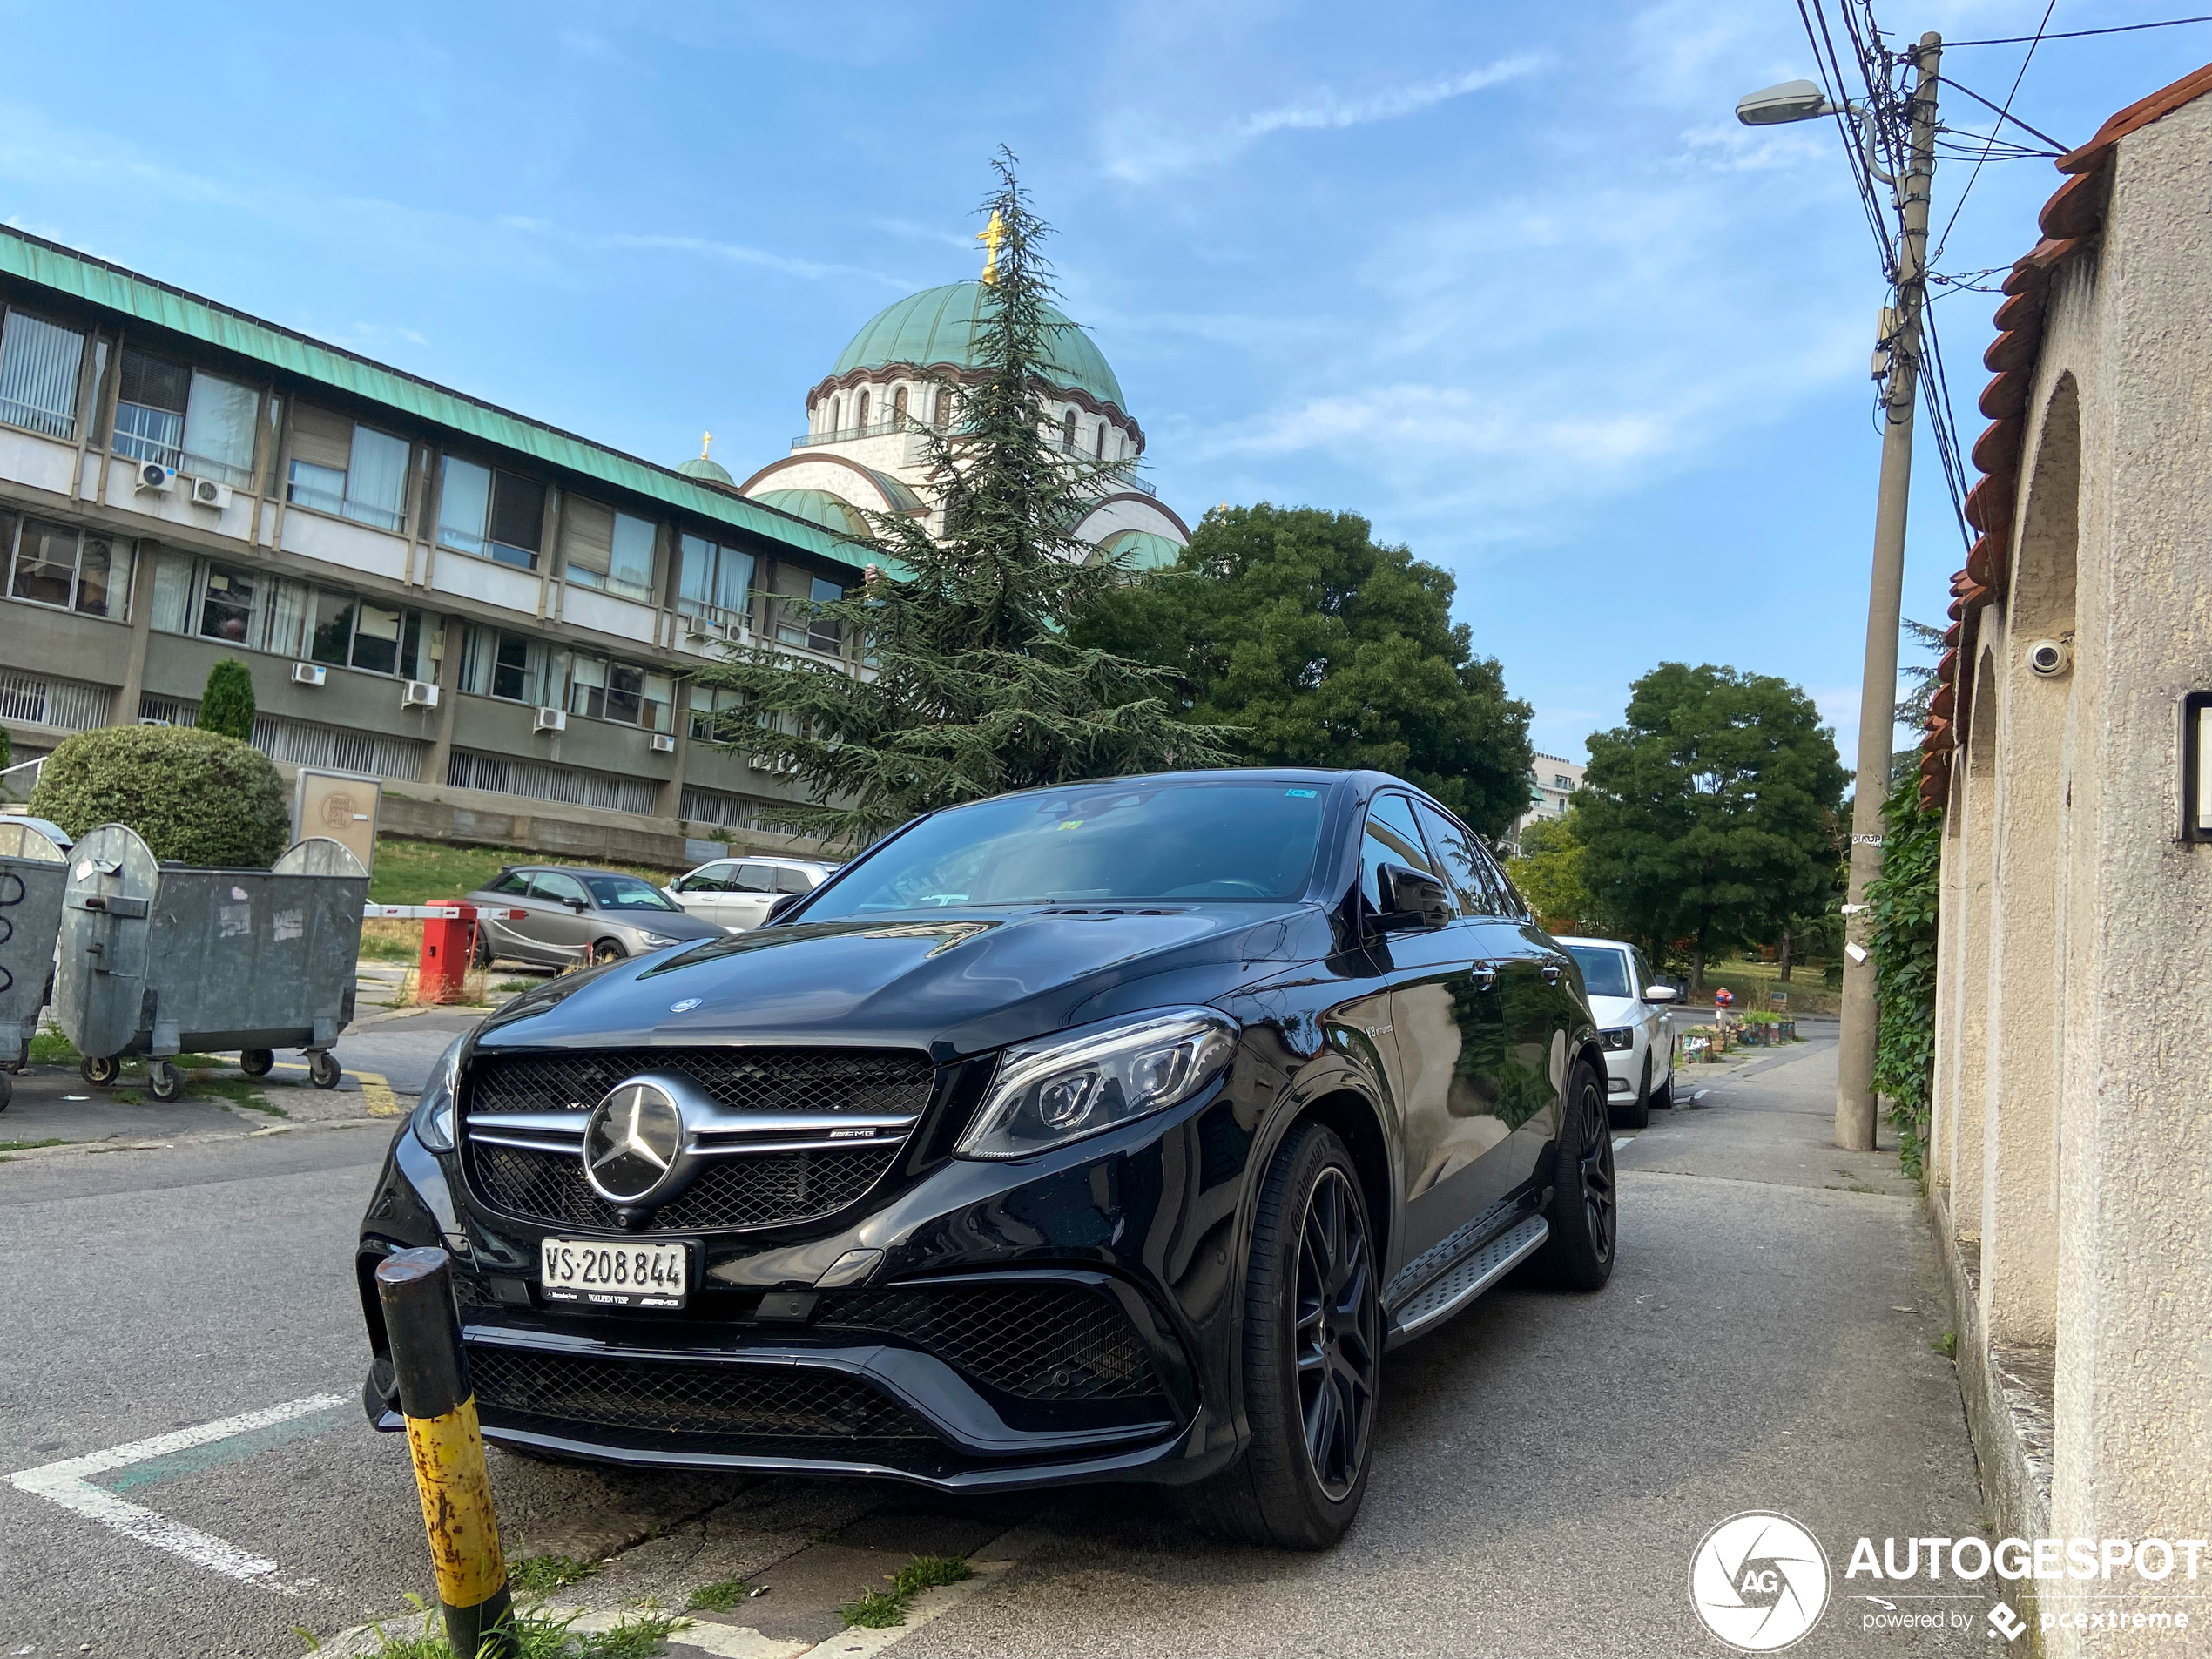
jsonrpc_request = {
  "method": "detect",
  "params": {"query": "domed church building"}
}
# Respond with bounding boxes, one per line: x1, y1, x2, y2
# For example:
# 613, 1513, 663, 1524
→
732, 280, 1189, 568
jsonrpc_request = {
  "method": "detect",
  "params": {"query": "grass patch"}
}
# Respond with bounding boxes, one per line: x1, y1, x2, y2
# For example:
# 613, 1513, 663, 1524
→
356, 1603, 688, 1658
1933, 1332, 1958, 1359
360, 919, 421, 961
368, 838, 677, 907
183, 1076, 287, 1117
507, 1554, 598, 1597
684, 1577, 748, 1612
27, 1026, 77, 1063
0, 1136, 73, 1152
838, 1554, 975, 1629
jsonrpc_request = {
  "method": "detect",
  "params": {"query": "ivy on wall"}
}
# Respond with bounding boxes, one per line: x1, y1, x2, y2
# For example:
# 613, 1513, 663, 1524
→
1868, 774, 1942, 1179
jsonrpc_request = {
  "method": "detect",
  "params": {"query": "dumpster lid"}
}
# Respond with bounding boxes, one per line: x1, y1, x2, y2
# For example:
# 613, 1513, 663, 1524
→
0, 822, 64, 862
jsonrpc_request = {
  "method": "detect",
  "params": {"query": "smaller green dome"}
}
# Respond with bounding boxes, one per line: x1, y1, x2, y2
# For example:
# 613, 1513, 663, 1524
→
1098, 529, 1184, 570
677, 455, 736, 488
833, 281, 1125, 412
754, 489, 871, 538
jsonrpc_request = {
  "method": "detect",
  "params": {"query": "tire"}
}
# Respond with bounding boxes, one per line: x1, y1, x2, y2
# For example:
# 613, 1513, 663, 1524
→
308, 1050, 342, 1090
147, 1060, 181, 1102
1178, 1122, 1379, 1549
471, 928, 494, 969
591, 940, 626, 967
80, 1055, 120, 1088
0, 1073, 10, 1111
239, 1049, 274, 1078
1650, 1045, 1676, 1111
1613, 1051, 1651, 1130
1539, 1059, 1618, 1291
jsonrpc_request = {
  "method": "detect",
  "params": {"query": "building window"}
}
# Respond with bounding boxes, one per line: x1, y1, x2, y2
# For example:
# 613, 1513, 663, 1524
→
286, 405, 410, 531
1094, 421, 1104, 459
1554, 774, 1572, 788
829, 396, 841, 431
438, 456, 545, 569
766, 562, 842, 653
0, 308, 86, 440
892, 386, 907, 422
113, 349, 188, 470
459, 625, 547, 704
4, 516, 128, 619
934, 387, 954, 428
857, 389, 871, 428
111, 351, 257, 487
562, 498, 657, 603
163, 554, 420, 675
567, 652, 672, 732
688, 685, 750, 742
1061, 409, 1077, 449
678, 533, 755, 624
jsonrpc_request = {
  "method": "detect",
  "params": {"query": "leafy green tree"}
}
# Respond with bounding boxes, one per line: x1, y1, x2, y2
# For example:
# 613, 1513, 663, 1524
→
196, 658, 256, 742
1577, 663, 1847, 987
1869, 775, 1941, 1179
1506, 813, 1592, 931
30, 725, 290, 867
689, 154, 1228, 843
1071, 504, 1534, 839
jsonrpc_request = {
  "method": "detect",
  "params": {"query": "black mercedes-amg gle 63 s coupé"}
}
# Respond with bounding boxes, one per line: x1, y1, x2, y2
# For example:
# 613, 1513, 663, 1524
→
357, 769, 1616, 1547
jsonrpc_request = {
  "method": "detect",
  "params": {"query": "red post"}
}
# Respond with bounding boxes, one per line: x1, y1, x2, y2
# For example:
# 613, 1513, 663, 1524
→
418, 906, 475, 1004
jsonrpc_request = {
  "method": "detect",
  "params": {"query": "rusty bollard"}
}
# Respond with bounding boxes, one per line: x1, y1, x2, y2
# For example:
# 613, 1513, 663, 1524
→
376, 1247, 516, 1659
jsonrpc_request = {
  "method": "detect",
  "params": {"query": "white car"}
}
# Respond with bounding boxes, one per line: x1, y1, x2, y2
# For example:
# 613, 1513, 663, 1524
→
664, 854, 839, 933
1558, 934, 1678, 1128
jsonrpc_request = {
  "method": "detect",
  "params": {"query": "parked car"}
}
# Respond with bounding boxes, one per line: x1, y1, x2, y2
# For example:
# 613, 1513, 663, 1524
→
1555, 934, 1677, 1128
664, 854, 839, 932
464, 866, 725, 968
361, 770, 1615, 1548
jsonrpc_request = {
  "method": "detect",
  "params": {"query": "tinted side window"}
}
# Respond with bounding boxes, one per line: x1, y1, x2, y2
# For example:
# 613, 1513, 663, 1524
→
1360, 792, 1440, 915
1471, 839, 1521, 915
487, 870, 531, 896
530, 871, 589, 905
1413, 801, 1492, 917
772, 867, 812, 894
680, 862, 734, 893
732, 863, 776, 894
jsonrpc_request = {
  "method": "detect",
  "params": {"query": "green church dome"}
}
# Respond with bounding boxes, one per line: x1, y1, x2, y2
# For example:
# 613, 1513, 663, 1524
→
753, 489, 871, 538
677, 455, 735, 488
831, 281, 1126, 412
1097, 528, 1184, 570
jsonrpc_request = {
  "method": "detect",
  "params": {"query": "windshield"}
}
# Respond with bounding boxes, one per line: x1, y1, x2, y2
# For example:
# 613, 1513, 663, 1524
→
1566, 945, 1633, 999
802, 780, 1330, 919
583, 874, 681, 912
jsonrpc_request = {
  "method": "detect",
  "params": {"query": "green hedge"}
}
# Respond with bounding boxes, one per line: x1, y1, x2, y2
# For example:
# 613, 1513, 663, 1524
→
28, 725, 291, 868
196, 658, 256, 742
1869, 777, 1942, 1180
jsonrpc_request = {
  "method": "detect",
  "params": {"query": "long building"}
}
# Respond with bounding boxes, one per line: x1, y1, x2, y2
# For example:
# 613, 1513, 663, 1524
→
0, 227, 1183, 867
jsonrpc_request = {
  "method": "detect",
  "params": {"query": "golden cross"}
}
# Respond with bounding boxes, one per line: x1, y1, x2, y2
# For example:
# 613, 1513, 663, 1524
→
978, 211, 1005, 285
699, 430, 712, 460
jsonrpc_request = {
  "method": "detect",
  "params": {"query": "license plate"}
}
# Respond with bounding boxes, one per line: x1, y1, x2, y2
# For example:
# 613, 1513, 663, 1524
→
539, 1238, 690, 1309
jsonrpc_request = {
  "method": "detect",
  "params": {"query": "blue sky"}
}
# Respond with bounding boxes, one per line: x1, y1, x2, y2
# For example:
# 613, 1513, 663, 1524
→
0, 1, 2199, 768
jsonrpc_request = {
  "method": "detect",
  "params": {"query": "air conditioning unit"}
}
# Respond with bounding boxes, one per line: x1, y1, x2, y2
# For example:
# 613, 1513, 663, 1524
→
189, 477, 233, 510
650, 732, 676, 753
134, 462, 176, 494
683, 616, 715, 642
534, 706, 567, 733
748, 754, 797, 774
291, 663, 327, 687
401, 679, 440, 710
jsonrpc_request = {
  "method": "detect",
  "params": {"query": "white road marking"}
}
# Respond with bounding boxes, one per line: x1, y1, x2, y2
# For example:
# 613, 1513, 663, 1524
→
6, 1393, 347, 1591
1612, 1136, 1635, 1150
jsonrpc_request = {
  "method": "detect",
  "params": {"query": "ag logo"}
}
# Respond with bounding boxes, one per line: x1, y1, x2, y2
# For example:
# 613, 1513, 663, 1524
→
1688, 1511, 1831, 1651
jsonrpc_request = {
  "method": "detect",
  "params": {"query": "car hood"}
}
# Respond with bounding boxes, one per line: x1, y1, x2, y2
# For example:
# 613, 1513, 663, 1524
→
475, 903, 1327, 1058
1586, 994, 1642, 1029
617, 909, 726, 939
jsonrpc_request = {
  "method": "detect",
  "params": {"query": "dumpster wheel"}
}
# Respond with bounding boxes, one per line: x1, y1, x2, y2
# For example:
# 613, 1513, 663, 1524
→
147, 1060, 180, 1102
0, 1073, 10, 1110
80, 1055, 120, 1088
309, 1050, 342, 1089
239, 1049, 275, 1078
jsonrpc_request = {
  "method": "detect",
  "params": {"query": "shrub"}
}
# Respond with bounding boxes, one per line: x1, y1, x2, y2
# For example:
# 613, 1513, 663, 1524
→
196, 658, 256, 742
29, 725, 290, 867
1869, 778, 1942, 1181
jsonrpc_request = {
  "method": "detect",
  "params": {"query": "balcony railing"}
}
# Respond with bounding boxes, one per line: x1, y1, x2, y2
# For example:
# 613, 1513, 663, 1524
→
792, 416, 948, 448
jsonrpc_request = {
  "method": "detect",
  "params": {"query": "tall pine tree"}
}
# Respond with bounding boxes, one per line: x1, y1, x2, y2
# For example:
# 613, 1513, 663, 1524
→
691, 153, 1229, 843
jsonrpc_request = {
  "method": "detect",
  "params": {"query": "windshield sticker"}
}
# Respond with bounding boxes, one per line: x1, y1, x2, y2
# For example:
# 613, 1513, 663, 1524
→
1285, 788, 1318, 798
1058, 820, 1083, 830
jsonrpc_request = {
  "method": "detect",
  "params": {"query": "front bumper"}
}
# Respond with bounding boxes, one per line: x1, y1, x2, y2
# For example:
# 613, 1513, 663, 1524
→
355, 1083, 1250, 1493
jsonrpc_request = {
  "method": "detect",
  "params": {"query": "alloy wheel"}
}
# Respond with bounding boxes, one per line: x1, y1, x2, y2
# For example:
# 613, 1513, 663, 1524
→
1294, 1166, 1377, 1500
1581, 1082, 1618, 1264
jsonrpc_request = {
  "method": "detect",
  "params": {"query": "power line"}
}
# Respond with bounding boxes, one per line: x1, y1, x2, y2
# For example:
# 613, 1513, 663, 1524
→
1944, 13, 2212, 46
1932, 0, 2057, 264
1932, 73, 2073, 150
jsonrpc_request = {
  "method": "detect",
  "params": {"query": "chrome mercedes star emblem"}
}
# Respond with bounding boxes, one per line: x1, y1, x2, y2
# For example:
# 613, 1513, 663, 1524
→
582, 1082, 685, 1204
669, 998, 702, 1013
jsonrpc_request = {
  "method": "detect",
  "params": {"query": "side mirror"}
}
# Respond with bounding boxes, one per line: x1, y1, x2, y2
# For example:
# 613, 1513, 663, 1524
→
766, 893, 803, 923
1375, 864, 1451, 933
564, 896, 590, 912
1642, 984, 1678, 1003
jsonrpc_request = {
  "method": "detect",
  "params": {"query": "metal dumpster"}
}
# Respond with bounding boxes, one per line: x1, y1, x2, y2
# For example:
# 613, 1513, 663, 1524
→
0, 820, 67, 1110
55, 825, 370, 1100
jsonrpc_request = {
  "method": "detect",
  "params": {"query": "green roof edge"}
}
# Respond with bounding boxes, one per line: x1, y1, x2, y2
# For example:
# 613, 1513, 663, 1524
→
0, 223, 897, 577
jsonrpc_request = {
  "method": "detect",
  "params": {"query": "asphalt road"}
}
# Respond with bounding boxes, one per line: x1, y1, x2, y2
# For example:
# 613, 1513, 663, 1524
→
0, 1018, 1991, 1659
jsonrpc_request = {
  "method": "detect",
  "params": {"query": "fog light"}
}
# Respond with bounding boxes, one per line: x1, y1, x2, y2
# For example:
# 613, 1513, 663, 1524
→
1608, 1078, 1630, 1094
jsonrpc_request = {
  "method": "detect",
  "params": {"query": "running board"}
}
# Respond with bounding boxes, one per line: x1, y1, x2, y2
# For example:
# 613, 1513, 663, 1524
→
1384, 1215, 1549, 1348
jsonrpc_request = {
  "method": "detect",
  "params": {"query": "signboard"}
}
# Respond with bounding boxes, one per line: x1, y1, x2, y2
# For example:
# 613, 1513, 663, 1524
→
292, 769, 381, 874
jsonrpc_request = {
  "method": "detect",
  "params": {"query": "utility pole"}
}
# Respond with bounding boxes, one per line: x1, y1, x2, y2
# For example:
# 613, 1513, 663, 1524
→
1835, 33, 1941, 1152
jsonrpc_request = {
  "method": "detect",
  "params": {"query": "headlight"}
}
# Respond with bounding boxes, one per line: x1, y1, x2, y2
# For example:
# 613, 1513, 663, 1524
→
1600, 1026, 1635, 1052
956, 1008, 1238, 1161
638, 932, 681, 948
409, 1035, 466, 1152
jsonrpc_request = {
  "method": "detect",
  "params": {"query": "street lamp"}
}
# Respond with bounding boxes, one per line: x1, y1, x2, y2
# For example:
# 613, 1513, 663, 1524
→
1735, 35, 1942, 1155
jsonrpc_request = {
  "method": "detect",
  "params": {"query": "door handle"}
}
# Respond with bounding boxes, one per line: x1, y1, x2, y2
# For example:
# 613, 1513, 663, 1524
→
1468, 963, 1497, 990
1541, 963, 1562, 985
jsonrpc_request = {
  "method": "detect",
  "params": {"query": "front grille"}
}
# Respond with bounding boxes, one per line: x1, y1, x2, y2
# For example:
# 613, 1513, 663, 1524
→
462, 1046, 933, 1232
471, 1140, 901, 1231
467, 1048, 934, 1118
469, 1345, 935, 1445
821, 1284, 1164, 1402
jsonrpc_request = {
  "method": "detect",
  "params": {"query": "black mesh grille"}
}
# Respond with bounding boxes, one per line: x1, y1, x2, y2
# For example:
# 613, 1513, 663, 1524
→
467, 1048, 934, 1118
468, 1345, 934, 1444
821, 1284, 1163, 1402
470, 1140, 900, 1232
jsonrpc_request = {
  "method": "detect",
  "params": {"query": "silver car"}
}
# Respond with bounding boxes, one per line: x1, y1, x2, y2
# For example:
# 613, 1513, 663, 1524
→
466, 865, 725, 968
664, 854, 838, 933
1557, 934, 1679, 1129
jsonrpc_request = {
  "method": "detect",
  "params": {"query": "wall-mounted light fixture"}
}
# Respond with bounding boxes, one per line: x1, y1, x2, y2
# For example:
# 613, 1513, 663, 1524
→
2181, 691, 2212, 843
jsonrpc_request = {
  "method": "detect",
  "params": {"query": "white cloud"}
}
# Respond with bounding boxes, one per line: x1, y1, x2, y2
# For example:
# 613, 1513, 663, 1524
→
1101, 55, 1541, 183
